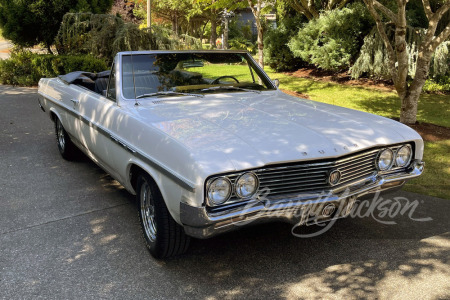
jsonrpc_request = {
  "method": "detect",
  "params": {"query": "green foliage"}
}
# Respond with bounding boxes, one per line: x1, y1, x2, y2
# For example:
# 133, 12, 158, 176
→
56, 13, 125, 59
264, 15, 307, 72
423, 77, 450, 93
0, 50, 107, 86
55, 13, 202, 63
350, 26, 394, 80
352, 29, 450, 83
430, 41, 450, 82
229, 37, 256, 54
229, 19, 253, 41
0, 0, 113, 49
112, 22, 152, 55
288, 2, 374, 71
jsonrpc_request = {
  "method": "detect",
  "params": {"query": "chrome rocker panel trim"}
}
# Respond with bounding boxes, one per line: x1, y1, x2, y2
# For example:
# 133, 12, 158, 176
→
180, 160, 424, 239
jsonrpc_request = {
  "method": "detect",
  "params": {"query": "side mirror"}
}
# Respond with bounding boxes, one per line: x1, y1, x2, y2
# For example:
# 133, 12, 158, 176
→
273, 79, 280, 88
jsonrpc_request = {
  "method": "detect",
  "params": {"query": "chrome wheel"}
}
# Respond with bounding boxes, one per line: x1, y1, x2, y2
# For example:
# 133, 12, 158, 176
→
136, 174, 190, 258
56, 120, 65, 150
140, 180, 157, 242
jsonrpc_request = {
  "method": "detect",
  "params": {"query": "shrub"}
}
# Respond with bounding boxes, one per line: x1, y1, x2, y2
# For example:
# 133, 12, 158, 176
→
288, 3, 374, 71
0, 0, 113, 51
55, 13, 202, 63
264, 16, 306, 72
423, 77, 450, 93
55, 13, 126, 60
430, 41, 450, 82
229, 37, 256, 54
351, 29, 450, 84
0, 51, 107, 86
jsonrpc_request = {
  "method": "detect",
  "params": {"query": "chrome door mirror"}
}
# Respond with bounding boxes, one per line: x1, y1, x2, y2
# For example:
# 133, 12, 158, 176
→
273, 79, 280, 88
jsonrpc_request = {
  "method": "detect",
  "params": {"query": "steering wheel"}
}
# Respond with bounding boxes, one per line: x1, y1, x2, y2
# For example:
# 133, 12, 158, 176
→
211, 76, 239, 84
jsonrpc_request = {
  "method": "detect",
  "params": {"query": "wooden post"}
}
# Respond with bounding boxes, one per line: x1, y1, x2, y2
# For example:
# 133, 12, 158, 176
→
147, 0, 151, 30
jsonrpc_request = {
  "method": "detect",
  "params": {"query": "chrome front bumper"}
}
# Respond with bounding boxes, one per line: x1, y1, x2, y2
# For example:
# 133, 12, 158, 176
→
180, 160, 424, 239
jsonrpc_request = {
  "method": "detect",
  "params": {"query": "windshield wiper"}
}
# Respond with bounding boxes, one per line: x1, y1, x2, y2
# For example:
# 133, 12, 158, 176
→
201, 86, 261, 94
136, 91, 204, 99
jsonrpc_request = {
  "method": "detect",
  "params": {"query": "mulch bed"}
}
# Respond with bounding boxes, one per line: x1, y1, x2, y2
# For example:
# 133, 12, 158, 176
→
408, 122, 450, 142
285, 68, 395, 92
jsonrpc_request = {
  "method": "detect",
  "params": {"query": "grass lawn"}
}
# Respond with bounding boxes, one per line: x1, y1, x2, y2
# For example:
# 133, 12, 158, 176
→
405, 140, 450, 199
187, 63, 449, 199
265, 68, 450, 128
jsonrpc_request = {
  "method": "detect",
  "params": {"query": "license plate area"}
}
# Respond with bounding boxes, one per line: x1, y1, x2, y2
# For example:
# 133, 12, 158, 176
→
298, 196, 357, 226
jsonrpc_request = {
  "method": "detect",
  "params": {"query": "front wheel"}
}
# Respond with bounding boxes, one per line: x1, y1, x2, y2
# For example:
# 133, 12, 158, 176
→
55, 118, 78, 160
137, 174, 190, 258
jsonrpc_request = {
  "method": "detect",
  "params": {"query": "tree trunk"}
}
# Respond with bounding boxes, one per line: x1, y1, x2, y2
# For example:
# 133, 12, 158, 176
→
400, 50, 433, 124
210, 18, 217, 48
257, 26, 264, 68
400, 93, 419, 124
171, 15, 177, 34
249, 0, 264, 68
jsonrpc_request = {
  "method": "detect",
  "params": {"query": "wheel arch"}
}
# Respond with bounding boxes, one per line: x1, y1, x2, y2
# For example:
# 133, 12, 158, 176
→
126, 161, 183, 224
49, 107, 62, 123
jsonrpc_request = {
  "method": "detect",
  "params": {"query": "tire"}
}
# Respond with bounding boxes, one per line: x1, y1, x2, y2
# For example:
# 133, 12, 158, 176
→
55, 118, 78, 160
137, 173, 190, 258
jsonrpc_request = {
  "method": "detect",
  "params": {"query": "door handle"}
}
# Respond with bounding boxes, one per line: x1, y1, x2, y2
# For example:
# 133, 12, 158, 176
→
70, 99, 80, 105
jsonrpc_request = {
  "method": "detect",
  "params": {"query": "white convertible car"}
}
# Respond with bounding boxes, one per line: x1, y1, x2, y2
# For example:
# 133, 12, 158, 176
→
38, 50, 424, 258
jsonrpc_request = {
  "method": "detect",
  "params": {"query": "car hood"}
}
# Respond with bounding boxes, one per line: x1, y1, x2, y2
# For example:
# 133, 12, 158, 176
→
129, 91, 420, 175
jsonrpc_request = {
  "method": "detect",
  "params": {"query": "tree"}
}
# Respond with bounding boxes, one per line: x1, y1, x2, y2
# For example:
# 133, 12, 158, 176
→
206, 0, 274, 68
0, 0, 113, 53
133, 0, 196, 35
285, 0, 351, 20
249, 0, 265, 68
362, 0, 450, 124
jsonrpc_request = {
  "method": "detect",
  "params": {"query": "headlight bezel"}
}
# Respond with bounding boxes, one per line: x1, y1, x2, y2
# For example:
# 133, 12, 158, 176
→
235, 172, 260, 199
376, 143, 414, 171
376, 148, 395, 171
206, 176, 232, 206
395, 144, 413, 167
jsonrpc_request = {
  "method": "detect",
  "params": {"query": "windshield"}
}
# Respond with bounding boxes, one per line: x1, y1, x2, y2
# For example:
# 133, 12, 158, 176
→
121, 52, 275, 100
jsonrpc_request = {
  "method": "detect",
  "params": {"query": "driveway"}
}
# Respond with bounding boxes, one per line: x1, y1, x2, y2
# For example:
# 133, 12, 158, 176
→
1, 85, 449, 299
0, 40, 12, 60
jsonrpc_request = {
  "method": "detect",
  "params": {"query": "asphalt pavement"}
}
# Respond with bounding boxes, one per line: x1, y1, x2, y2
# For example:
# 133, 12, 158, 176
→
1, 85, 449, 299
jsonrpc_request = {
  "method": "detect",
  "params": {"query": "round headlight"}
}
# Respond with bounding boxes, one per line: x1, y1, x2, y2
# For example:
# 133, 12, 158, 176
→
235, 172, 259, 199
207, 177, 232, 206
395, 145, 412, 167
377, 148, 394, 171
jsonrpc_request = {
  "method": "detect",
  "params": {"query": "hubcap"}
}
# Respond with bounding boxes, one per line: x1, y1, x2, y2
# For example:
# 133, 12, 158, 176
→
56, 121, 65, 150
140, 181, 157, 242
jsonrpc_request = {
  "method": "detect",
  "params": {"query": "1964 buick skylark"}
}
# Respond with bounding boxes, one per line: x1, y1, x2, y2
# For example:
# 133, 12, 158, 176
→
38, 50, 424, 258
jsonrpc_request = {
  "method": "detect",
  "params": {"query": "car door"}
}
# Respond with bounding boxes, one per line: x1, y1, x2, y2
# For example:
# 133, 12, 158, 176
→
75, 61, 129, 183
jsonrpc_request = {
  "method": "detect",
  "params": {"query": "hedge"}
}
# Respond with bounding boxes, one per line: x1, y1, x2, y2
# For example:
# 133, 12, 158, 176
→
0, 51, 108, 86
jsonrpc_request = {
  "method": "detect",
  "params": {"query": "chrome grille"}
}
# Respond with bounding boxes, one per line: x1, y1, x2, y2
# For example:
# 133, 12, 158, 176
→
224, 145, 404, 200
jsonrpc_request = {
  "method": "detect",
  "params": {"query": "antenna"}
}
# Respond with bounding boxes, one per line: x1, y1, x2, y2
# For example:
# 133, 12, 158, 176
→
130, 50, 139, 106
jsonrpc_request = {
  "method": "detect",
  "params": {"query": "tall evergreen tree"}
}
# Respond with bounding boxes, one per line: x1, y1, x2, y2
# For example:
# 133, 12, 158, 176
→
0, 0, 114, 53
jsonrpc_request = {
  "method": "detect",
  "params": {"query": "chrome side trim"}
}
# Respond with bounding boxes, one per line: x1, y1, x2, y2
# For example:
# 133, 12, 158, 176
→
38, 91, 196, 192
